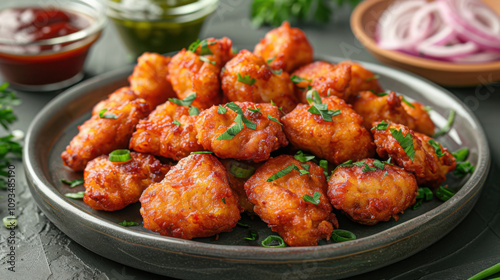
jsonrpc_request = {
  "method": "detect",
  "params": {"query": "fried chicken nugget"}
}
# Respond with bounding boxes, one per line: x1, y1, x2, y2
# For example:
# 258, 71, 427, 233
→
372, 121, 456, 188
254, 21, 313, 73
195, 102, 288, 162
338, 61, 383, 99
244, 155, 338, 247
281, 95, 375, 165
129, 52, 176, 109
83, 152, 170, 211
292, 61, 352, 103
140, 154, 241, 239
168, 38, 234, 109
61, 99, 150, 171
402, 101, 436, 136
221, 50, 297, 113
92, 87, 139, 116
327, 158, 418, 225
351, 91, 416, 131
129, 101, 203, 161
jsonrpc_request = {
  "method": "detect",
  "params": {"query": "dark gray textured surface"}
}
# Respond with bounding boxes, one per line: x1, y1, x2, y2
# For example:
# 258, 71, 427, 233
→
1, 0, 500, 279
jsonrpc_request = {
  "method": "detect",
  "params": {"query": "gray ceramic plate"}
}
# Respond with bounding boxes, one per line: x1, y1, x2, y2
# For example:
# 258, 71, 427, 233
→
24, 56, 490, 280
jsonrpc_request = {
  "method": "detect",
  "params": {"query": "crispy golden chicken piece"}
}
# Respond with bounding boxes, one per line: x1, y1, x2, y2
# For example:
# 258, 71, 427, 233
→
338, 61, 383, 99
129, 101, 203, 161
195, 102, 288, 162
351, 91, 416, 132
372, 121, 456, 188
402, 101, 436, 136
83, 152, 170, 211
327, 158, 418, 225
221, 50, 297, 113
254, 21, 314, 73
281, 95, 375, 165
140, 154, 241, 239
244, 155, 338, 247
92, 87, 139, 116
220, 159, 260, 213
129, 52, 176, 109
292, 61, 352, 103
168, 38, 234, 109
61, 99, 150, 172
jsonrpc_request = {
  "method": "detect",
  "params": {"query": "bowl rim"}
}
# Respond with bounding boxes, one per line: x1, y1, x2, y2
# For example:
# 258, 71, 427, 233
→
0, 0, 106, 47
350, 0, 500, 72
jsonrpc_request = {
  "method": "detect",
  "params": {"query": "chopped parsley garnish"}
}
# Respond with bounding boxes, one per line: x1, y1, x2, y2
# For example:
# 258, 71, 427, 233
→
217, 105, 227, 114
199, 56, 216, 65
319, 160, 330, 179
266, 56, 276, 64
98, 108, 118, 119
173, 120, 181, 126
237, 73, 257, 85
64, 191, 85, 199
306, 88, 322, 104
60, 179, 84, 188
222, 197, 226, 204
226, 102, 257, 129
216, 115, 245, 141
267, 164, 299, 182
306, 90, 340, 121
302, 191, 321, 205
118, 220, 139, 227
433, 109, 456, 138
390, 128, 415, 160
428, 139, 444, 157
290, 75, 311, 84
169, 93, 196, 107
372, 159, 386, 170
248, 104, 262, 114
189, 106, 200, 116
372, 120, 389, 131
361, 163, 377, 173
188, 39, 215, 55
294, 150, 315, 163
299, 164, 310, 175
267, 114, 282, 125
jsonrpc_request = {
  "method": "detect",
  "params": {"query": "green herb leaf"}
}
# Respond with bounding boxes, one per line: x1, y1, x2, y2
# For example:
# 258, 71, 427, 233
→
302, 191, 321, 205
237, 73, 256, 85
270, 68, 283, 75
433, 110, 456, 138
226, 102, 257, 129
169, 93, 197, 107
217, 105, 227, 114
291, 75, 312, 84
331, 229, 356, 242
60, 179, 84, 188
390, 128, 415, 161
319, 159, 330, 179
309, 105, 341, 122
428, 139, 445, 157
261, 235, 286, 248
245, 229, 258, 241
452, 148, 469, 161
64, 191, 85, 199
173, 120, 181, 126
109, 149, 131, 163
467, 262, 500, 280
372, 120, 389, 131
372, 159, 386, 170
267, 114, 282, 125
267, 164, 299, 182
266, 56, 276, 64
454, 161, 475, 177
199, 56, 216, 65
222, 197, 226, 204
435, 186, 455, 202
118, 220, 139, 227
361, 163, 377, 173
188, 39, 214, 55
190, 151, 213, 154
270, 100, 286, 115
306, 89, 322, 104
294, 150, 315, 163
237, 221, 250, 228
248, 105, 262, 114
216, 119, 245, 141
189, 106, 200, 116
98, 108, 118, 119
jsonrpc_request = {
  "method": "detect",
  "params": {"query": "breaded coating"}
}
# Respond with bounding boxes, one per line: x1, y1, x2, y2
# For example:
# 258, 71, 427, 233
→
61, 99, 150, 171
220, 159, 260, 213
402, 101, 435, 136
129, 52, 175, 109
281, 96, 375, 165
292, 61, 352, 103
244, 155, 338, 247
195, 102, 288, 162
337, 61, 383, 99
221, 50, 297, 113
140, 154, 241, 239
254, 21, 313, 73
83, 152, 170, 211
351, 91, 416, 132
168, 38, 234, 109
129, 101, 203, 161
372, 121, 456, 188
328, 158, 417, 225
92, 87, 139, 116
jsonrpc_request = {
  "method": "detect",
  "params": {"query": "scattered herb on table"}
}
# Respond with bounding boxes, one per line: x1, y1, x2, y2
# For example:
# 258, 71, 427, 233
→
60, 179, 84, 188
118, 220, 139, 227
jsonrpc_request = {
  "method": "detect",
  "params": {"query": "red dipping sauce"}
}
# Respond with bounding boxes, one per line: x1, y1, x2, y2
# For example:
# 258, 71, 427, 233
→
0, 4, 104, 90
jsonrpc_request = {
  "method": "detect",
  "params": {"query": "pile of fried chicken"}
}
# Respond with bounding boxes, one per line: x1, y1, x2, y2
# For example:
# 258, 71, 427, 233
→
61, 22, 457, 247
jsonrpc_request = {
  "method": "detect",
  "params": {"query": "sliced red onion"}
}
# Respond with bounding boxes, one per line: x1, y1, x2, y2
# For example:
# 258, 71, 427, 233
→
417, 41, 478, 59
450, 51, 500, 63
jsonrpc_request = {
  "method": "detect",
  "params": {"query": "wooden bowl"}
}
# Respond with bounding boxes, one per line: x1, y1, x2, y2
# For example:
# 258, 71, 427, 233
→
350, 0, 500, 87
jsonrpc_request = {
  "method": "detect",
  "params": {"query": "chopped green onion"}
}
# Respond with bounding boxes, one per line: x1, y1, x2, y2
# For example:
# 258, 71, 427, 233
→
270, 68, 283, 75
189, 106, 200, 116
188, 39, 214, 55
237, 73, 256, 85
454, 161, 475, 177
217, 105, 227, 114
245, 229, 258, 241
173, 120, 181, 126
309, 105, 341, 122
435, 186, 455, 202
468, 262, 500, 280
365, 75, 379, 82
261, 235, 286, 248
267, 114, 282, 125
433, 109, 456, 138
361, 163, 377, 173
420, 187, 433, 201
372, 120, 389, 131
226, 102, 257, 129
248, 104, 262, 114
3, 216, 17, 229
302, 191, 321, 205
190, 151, 213, 154
64, 191, 85, 199
216, 119, 245, 141
412, 199, 423, 210
118, 220, 139, 227
294, 150, 315, 163
60, 179, 84, 188
374, 91, 388, 97
229, 161, 256, 179
222, 197, 226, 204
169, 93, 197, 107
390, 128, 415, 161
428, 139, 445, 157
199, 56, 216, 65
331, 229, 356, 242
266, 56, 276, 64
237, 221, 250, 228
336, 160, 353, 168
267, 164, 300, 182
290, 75, 311, 84
98, 108, 118, 119
109, 149, 131, 163
452, 148, 469, 161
